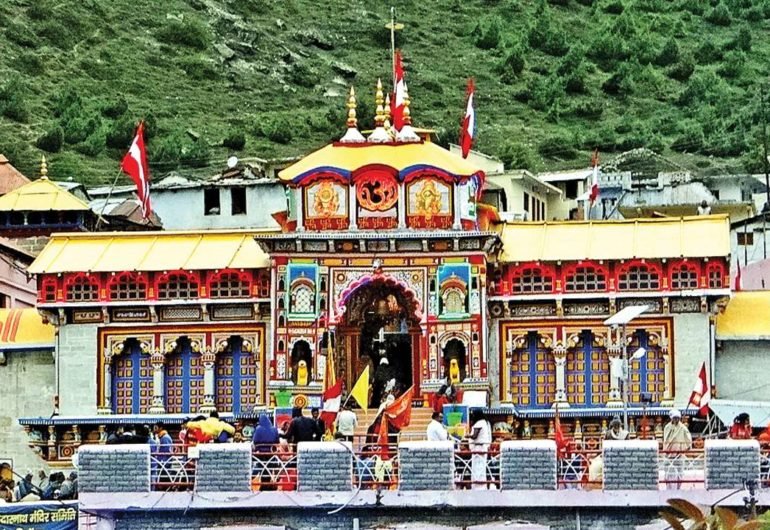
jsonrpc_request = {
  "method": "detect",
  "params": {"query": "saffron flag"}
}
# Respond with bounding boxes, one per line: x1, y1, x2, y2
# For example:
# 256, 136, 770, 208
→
349, 365, 370, 413
393, 50, 406, 130
320, 378, 343, 426
378, 386, 414, 454
120, 121, 151, 219
589, 149, 600, 206
554, 405, 569, 458
688, 361, 710, 416
459, 78, 475, 159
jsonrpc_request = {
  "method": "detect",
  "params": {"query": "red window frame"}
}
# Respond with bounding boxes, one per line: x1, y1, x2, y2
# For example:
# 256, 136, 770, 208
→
669, 261, 700, 291
64, 273, 100, 302
616, 261, 663, 291
208, 270, 252, 299
156, 271, 200, 300
510, 265, 555, 294
563, 262, 609, 293
107, 272, 148, 301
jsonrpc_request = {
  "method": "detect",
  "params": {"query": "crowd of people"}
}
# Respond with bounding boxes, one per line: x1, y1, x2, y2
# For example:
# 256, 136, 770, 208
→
0, 464, 77, 503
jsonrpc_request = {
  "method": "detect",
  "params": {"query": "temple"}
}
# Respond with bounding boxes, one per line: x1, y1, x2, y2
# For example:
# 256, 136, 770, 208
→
15, 76, 733, 465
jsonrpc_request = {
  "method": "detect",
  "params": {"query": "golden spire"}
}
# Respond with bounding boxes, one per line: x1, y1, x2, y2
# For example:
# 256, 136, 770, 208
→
396, 81, 420, 142
40, 155, 48, 179
340, 86, 365, 143
368, 78, 390, 143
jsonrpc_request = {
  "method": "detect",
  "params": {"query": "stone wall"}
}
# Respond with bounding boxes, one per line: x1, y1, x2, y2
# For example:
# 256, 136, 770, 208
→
399, 441, 454, 490
195, 444, 252, 492
716, 340, 770, 401
704, 439, 760, 490
78, 445, 150, 493
500, 440, 557, 490
296, 441, 352, 492
603, 440, 658, 490
58, 323, 99, 415
0, 348, 55, 473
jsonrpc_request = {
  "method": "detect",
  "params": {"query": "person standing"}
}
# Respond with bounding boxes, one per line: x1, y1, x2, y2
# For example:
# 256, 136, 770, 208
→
468, 409, 492, 490
285, 407, 316, 444
336, 403, 358, 442
729, 413, 752, 439
153, 421, 173, 454
427, 412, 449, 441
310, 407, 325, 441
604, 417, 629, 441
662, 409, 692, 489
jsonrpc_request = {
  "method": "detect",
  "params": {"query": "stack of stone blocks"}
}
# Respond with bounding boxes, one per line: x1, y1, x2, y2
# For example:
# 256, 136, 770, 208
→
399, 440, 454, 490
602, 440, 658, 490
297, 441, 352, 492
78, 445, 150, 493
195, 444, 252, 492
704, 439, 760, 490
500, 440, 557, 490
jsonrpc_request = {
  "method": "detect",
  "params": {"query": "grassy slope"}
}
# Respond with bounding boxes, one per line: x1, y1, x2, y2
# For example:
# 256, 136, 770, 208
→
0, 0, 769, 186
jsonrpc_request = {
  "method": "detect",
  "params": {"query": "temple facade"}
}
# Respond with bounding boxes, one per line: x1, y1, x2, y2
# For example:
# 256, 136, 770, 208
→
13, 81, 734, 464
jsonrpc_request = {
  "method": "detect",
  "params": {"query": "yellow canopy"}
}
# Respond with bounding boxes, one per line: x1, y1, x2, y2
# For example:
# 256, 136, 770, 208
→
716, 291, 770, 340
0, 309, 55, 350
0, 177, 91, 211
28, 230, 273, 274
278, 141, 482, 184
498, 215, 730, 262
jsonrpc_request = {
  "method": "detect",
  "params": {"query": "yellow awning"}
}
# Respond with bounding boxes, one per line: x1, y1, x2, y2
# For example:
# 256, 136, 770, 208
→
0, 309, 55, 350
278, 141, 482, 183
0, 177, 91, 211
28, 230, 273, 274
498, 215, 730, 262
716, 291, 770, 340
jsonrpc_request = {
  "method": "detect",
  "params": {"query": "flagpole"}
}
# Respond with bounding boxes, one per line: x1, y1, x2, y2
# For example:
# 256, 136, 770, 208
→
95, 167, 124, 231
390, 7, 396, 90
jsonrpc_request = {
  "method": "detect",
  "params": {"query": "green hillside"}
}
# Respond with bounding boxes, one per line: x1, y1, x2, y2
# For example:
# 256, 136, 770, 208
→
1, 0, 770, 185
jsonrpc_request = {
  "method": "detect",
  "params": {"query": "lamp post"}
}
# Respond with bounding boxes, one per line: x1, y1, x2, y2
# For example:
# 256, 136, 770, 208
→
604, 305, 649, 432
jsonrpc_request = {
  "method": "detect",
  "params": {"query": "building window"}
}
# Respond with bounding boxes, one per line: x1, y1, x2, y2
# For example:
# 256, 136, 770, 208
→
512, 266, 554, 293
231, 187, 247, 215
215, 337, 260, 414
706, 263, 724, 289
290, 284, 315, 314
565, 181, 578, 199
112, 341, 153, 414
157, 272, 199, 300
565, 265, 607, 292
204, 188, 220, 216
210, 271, 250, 298
523, 192, 530, 214
671, 263, 698, 290
41, 279, 57, 303
65, 275, 99, 302
737, 232, 754, 246
618, 264, 660, 291
108, 273, 148, 301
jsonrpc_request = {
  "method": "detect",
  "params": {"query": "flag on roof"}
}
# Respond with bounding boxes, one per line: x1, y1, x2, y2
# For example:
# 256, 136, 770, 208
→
688, 361, 710, 416
393, 50, 406, 131
589, 149, 600, 206
459, 78, 475, 159
120, 122, 151, 219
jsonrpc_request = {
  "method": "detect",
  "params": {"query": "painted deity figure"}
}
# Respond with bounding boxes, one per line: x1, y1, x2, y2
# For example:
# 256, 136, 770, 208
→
415, 179, 442, 220
313, 181, 340, 218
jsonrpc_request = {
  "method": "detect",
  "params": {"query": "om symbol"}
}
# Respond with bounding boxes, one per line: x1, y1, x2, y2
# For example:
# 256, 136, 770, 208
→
356, 172, 398, 212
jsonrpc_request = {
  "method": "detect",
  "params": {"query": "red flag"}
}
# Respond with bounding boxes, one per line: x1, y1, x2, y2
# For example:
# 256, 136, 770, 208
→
120, 122, 151, 219
320, 379, 342, 426
688, 361, 710, 416
377, 386, 414, 454
554, 406, 569, 458
393, 51, 406, 130
459, 79, 475, 159
589, 149, 600, 206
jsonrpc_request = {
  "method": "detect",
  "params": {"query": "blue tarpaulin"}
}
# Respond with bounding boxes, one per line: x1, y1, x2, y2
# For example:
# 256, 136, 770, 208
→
0, 501, 77, 530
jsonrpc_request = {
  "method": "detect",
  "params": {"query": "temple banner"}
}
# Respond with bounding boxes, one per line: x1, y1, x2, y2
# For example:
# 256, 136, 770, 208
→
0, 501, 77, 530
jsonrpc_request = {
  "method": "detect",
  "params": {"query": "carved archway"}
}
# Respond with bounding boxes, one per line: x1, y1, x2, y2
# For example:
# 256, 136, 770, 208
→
336, 273, 423, 322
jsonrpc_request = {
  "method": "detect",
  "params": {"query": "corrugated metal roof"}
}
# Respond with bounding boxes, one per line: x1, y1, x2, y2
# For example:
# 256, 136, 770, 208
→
716, 291, 770, 340
28, 230, 273, 274
0, 177, 91, 211
498, 214, 730, 262
0, 155, 31, 195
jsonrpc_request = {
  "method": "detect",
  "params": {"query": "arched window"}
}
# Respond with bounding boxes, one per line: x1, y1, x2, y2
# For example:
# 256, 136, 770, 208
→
210, 271, 251, 299
108, 272, 148, 301
564, 264, 607, 292
65, 274, 99, 302
511, 266, 554, 294
157, 272, 199, 300
670, 262, 699, 290
289, 281, 315, 314
618, 263, 661, 291
705, 262, 725, 289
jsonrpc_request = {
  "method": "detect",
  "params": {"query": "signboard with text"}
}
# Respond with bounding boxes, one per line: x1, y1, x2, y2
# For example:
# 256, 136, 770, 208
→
0, 501, 77, 530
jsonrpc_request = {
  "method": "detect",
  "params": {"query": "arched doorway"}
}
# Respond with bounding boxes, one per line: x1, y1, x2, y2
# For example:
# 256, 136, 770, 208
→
442, 338, 467, 384
337, 279, 422, 407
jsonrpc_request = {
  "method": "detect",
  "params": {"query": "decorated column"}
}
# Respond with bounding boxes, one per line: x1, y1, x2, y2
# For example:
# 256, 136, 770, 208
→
607, 341, 624, 407
552, 342, 569, 407
98, 351, 112, 415
149, 348, 166, 414
201, 345, 217, 414
660, 335, 674, 406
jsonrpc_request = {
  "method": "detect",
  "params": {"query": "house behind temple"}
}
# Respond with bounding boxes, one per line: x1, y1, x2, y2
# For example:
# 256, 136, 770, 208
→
88, 157, 297, 230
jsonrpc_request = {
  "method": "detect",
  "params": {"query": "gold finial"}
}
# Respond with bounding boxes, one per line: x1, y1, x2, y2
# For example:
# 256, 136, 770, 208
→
346, 86, 358, 128
374, 78, 385, 126
40, 155, 48, 179
396, 81, 420, 142
384, 93, 392, 123
402, 84, 412, 126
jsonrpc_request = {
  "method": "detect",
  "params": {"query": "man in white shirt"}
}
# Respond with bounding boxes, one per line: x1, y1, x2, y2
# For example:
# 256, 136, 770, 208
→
426, 412, 448, 441
335, 403, 358, 442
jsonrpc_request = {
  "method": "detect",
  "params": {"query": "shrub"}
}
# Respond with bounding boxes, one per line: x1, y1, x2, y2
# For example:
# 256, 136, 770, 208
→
223, 131, 246, 150
705, 2, 732, 25
678, 70, 728, 106
528, 76, 564, 112
156, 19, 210, 50
475, 16, 502, 49
743, 6, 763, 21
548, 0, 570, 5
263, 117, 293, 144
180, 139, 210, 168
180, 57, 219, 81
732, 27, 752, 51
36, 126, 64, 153
601, 62, 635, 96
670, 123, 704, 152
538, 133, 579, 160
655, 38, 679, 66
500, 141, 540, 170
62, 115, 101, 145
502, 44, 526, 77
287, 62, 316, 88
588, 31, 630, 69
74, 133, 105, 157
105, 119, 136, 149
575, 0, 594, 4
570, 98, 604, 118
5, 21, 39, 47
0, 77, 29, 122
668, 53, 695, 81
680, 0, 704, 15
13, 51, 45, 75
695, 40, 723, 64
717, 51, 746, 78
603, 0, 625, 14
101, 97, 128, 119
